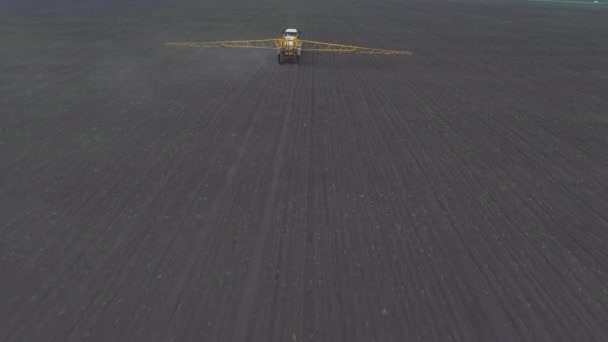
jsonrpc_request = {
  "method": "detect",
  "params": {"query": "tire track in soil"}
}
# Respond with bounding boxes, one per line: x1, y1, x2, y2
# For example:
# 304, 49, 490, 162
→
146, 66, 273, 340
162, 63, 298, 341
230, 56, 301, 342
253, 19, 318, 342
228, 11, 313, 341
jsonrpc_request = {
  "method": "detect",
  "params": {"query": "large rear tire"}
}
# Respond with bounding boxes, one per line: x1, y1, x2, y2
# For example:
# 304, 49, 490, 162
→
296, 55, 300, 65
278, 54, 283, 65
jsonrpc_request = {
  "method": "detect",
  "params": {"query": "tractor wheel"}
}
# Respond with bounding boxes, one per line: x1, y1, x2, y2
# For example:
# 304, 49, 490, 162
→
278, 54, 283, 65
296, 55, 300, 64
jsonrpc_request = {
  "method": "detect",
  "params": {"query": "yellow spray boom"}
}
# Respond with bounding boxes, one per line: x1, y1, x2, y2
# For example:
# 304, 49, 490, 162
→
166, 28, 413, 65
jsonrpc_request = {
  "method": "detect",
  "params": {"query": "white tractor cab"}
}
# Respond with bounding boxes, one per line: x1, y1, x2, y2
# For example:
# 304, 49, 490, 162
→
283, 28, 299, 38
278, 28, 301, 64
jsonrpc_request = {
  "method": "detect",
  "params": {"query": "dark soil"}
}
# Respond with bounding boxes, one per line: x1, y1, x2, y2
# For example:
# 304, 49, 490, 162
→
1, 0, 608, 340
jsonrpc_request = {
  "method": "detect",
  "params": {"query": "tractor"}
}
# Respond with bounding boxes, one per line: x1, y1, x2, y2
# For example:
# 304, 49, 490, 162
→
278, 28, 301, 64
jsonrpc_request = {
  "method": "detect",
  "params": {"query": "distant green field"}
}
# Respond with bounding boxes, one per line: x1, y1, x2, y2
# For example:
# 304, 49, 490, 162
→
530, 0, 607, 5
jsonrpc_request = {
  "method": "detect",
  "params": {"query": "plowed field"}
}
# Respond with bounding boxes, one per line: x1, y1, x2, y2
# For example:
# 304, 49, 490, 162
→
1, 0, 608, 340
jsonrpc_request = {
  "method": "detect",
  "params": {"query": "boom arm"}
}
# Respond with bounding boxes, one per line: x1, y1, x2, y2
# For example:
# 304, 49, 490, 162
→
299, 40, 412, 55
166, 39, 412, 55
166, 39, 280, 49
